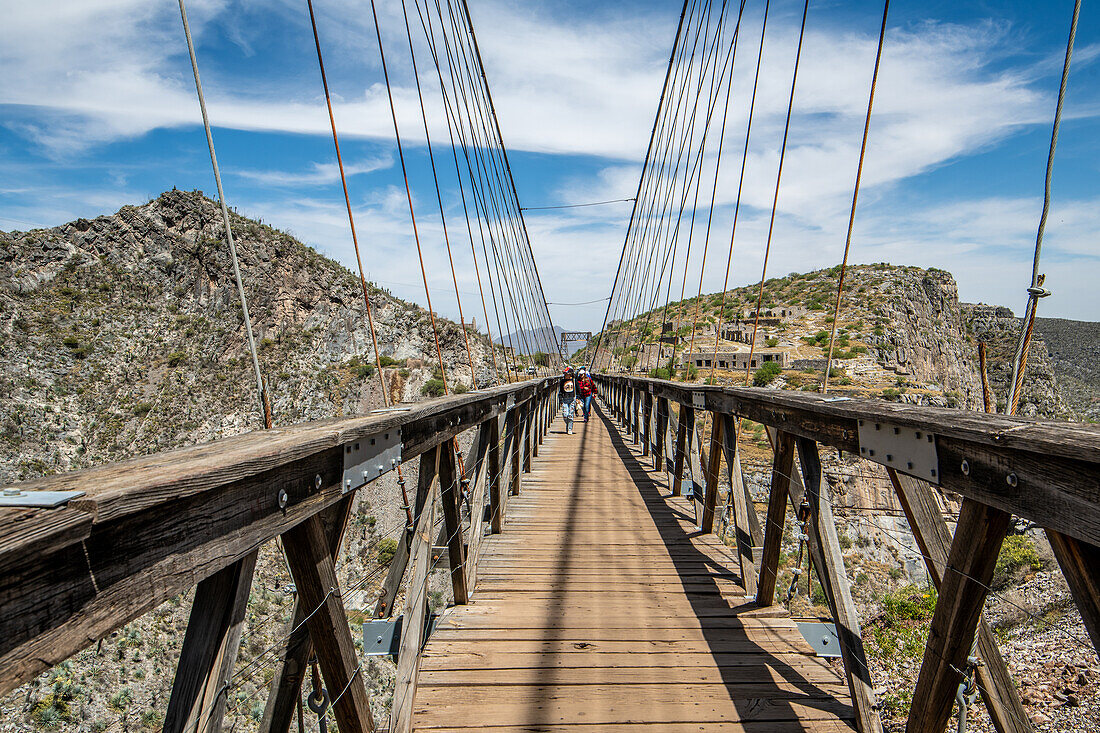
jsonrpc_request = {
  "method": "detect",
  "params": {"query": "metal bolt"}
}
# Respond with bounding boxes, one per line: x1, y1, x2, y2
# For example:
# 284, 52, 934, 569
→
315, 474, 323, 489
345, 478, 352, 489
377, 464, 384, 473
1006, 473, 1018, 487
3, 488, 22, 497
886, 454, 893, 462
961, 460, 970, 476
277, 489, 288, 509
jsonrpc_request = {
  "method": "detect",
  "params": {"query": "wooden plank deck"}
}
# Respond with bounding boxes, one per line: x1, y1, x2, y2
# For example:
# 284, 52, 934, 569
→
411, 402, 857, 731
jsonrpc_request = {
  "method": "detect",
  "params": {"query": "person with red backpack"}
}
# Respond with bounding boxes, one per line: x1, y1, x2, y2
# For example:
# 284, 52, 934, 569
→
559, 366, 578, 434
576, 367, 596, 422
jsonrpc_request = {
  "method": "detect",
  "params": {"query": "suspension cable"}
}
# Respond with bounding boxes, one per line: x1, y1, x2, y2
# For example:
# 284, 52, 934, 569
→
1006, 0, 1081, 414
178, 0, 270, 429
743, 0, 810, 385
306, 0, 393, 407
822, 0, 890, 394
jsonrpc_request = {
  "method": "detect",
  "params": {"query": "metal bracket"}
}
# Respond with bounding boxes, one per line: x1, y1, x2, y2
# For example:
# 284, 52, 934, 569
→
691, 392, 705, 409
0, 489, 86, 509
796, 621, 842, 657
342, 428, 402, 494
362, 613, 439, 660
857, 419, 938, 484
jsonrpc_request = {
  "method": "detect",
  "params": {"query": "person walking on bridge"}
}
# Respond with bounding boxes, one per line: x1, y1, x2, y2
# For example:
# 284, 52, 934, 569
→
576, 367, 596, 422
559, 366, 578, 434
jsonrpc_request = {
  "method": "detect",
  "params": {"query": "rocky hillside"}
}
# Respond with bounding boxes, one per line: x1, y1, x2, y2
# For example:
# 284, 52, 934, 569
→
0, 190, 507, 730
1036, 317, 1100, 421
0, 189, 505, 485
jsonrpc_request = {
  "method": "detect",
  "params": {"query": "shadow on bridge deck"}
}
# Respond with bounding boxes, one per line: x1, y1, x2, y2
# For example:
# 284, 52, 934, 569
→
411, 399, 857, 732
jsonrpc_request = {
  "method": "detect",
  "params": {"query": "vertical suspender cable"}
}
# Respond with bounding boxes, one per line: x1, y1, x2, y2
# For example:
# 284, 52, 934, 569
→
821, 0, 890, 394
1006, 0, 1081, 414
743, 0, 809, 386
590, 0, 692, 372
368, 0, 452, 394
178, 0, 270, 429
703, 0, 768, 371
399, 0, 479, 387
306, 0, 393, 407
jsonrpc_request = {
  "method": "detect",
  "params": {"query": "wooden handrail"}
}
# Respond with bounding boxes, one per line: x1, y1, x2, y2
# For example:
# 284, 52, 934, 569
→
0, 377, 557, 697
597, 374, 1100, 547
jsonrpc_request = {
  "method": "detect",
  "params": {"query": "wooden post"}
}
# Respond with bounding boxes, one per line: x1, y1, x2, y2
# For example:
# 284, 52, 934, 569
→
671, 405, 693, 497
1047, 530, 1100, 654
164, 552, 257, 733
392, 448, 440, 733
464, 419, 494, 590
654, 397, 668, 472
642, 392, 653, 456
438, 442, 469, 605
532, 398, 541, 456
888, 469, 1032, 733
260, 498, 354, 733
523, 401, 533, 472
795, 438, 881, 733
509, 407, 521, 496
282, 515, 375, 733
488, 413, 503, 534
720, 414, 757, 597
907, 499, 1011, 733
701, 413, 723, 533
756, 431, 795, 605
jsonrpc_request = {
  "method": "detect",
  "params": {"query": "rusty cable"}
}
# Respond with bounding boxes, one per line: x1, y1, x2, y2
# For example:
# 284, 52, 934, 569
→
822, 0, 890, 394
744, 0, 809, 385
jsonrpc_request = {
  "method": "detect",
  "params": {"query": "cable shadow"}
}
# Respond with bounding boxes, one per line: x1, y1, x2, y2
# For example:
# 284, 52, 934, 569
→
597, 405, 859, 728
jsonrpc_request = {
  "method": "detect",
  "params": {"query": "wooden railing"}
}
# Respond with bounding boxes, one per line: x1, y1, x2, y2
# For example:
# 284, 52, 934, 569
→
597, 374, 1100, 733
0, 377, 559, 733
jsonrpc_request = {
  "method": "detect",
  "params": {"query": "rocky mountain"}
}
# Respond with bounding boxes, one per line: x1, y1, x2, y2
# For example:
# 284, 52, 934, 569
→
0, 189, 505, 485
1036, 316, 1100, 422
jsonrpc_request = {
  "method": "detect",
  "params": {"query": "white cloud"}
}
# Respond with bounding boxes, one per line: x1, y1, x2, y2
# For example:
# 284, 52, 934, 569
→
234, 156, 393, 186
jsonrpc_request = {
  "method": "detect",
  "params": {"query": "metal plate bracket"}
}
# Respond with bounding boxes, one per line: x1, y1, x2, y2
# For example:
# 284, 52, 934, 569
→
342, 428, 402, 494
0, 489, 86, 509
796, 621, 842, 657
857, 419, 938, 484
691, 392, 705, 409
362, 613, 440, 660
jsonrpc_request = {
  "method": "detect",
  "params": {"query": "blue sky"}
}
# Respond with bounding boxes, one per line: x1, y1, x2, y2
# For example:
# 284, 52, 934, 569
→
2, 0, 1098, 334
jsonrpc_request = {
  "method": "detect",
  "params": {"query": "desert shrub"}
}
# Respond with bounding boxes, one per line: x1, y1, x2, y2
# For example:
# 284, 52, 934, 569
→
993, 535, 1043, 589
420, 379, 446, 397
376, 538, 399, 565
752, 361, 782, 387
166, 351, 186, 367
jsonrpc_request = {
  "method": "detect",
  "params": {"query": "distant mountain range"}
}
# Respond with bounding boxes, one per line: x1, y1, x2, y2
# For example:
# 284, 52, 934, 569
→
495, 324, 588, 356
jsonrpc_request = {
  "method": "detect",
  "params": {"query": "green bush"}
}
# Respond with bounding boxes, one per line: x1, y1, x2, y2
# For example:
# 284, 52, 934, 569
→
752, 361, 783, 387
62, 335, 80, 349
133, 402, 153, 418
376, 538, 399, 565
765, 337, 779, 347
166, 351, 186, 367
353, 364, 375, 379
994, 535, 1043, 588
453, 383, 469, 394
649, 367, 671, 380
378, 355, 402, 367
420, 378, 446, 397
881, 585, 938, 622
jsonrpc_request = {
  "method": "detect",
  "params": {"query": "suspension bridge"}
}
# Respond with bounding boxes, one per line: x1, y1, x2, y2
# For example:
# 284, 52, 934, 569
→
1, 0, 1098, 732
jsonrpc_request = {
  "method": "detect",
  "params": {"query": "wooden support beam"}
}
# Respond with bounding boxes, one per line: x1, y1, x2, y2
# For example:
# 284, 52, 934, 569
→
392, 448, 439, 733
509, 408, 521, 496
261, 497, 354, 733
488, 414, 503, 534
642, 392, 653, 457
757, 431, 795, 605
463, 419, 493, 590
531, 399, 540, 458
701, 413, 723, 533
672, 405, 694, 497
1046, 530, 1100, 655
282, 514, 374, 733
720, 414, 757, 597
631, 388, 640, 443
888, 468, 1032, 733
438, 442, 468, 605
654, 397, 669, 472
522, 402, 532, 473
164, 551, 257, 733
795, 438, 881, 733
907, 499, 1011, 733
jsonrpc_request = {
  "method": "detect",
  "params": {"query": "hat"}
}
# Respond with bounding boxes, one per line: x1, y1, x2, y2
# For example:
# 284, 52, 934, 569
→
563, 365, 574, 372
